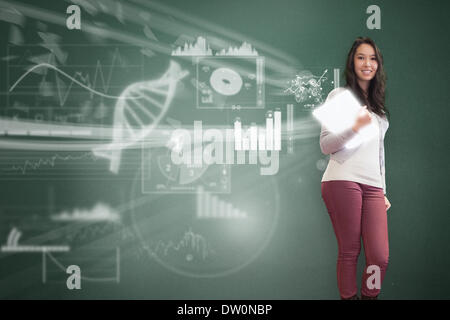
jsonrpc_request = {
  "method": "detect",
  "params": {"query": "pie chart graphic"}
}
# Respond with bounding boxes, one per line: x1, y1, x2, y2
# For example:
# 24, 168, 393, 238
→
209, 67, 243, 96
157, 153, 209, 185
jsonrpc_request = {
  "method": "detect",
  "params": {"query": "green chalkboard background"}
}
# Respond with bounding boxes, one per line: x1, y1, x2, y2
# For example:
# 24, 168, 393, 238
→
0, 0, 448, 299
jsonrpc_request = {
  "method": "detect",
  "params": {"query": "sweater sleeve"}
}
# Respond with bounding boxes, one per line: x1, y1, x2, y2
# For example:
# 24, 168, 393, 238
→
379, 115, 388, 195
319, 87, 358, 155
381, 140, 387, 194
319, 126, 357, 155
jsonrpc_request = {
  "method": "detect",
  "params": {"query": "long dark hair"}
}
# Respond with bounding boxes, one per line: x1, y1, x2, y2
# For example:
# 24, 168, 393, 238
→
345, 37, 388, 117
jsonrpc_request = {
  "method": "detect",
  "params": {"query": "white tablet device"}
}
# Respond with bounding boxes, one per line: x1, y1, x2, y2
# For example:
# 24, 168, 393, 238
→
312, 89, 378, 149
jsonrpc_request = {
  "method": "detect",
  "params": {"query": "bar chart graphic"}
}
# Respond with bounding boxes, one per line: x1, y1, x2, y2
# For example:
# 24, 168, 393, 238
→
196, 186, 247, 219
333, 68, 340, 88
234, 109, 281, 151
287, 104, 294, 154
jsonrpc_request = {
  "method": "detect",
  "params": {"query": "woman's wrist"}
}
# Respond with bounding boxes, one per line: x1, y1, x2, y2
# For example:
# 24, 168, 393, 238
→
352, 124, 360, 133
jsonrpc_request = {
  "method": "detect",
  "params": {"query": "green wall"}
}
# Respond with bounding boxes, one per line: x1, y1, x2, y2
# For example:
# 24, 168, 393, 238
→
0, 0, 448, 299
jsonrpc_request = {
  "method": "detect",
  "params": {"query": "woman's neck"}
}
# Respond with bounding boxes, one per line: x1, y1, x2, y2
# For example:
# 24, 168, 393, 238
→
357, 79, 370, 95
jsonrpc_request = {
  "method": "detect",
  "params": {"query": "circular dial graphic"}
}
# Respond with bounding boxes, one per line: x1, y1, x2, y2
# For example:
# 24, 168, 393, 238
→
209, 67, 243, 96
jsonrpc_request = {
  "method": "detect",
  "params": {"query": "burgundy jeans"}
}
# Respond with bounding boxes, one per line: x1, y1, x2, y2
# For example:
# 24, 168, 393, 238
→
321, 180, 389, 299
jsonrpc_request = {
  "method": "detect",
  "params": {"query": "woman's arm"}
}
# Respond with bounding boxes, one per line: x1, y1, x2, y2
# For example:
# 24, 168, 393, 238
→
380, 117, 388, 194
319, 125, 357, 155
319, 88, 373, 155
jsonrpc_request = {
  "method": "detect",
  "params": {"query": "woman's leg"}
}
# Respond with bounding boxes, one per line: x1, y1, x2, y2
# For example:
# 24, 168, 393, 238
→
321, 181, 363, 299
360, 184, 389, 298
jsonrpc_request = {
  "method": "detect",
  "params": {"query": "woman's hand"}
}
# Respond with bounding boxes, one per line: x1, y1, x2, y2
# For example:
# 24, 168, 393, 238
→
384, 196, 391, 211
352, 106, 372, 132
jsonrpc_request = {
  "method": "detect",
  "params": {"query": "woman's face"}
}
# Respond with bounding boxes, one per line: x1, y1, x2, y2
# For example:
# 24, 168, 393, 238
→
353, 43, 378, 83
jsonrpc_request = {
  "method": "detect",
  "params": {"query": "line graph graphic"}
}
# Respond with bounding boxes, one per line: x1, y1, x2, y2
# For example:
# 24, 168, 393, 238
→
7, 45, 144, 115
3, 152, 98, 175
145, 229, 215, 262
0, 150, 127, 180
9, 62, 144, 102
3, 45, 144, 136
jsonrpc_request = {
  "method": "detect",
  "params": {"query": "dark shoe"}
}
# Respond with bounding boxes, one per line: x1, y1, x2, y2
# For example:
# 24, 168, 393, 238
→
361, 294, 378, 300
341, 294, 360, 300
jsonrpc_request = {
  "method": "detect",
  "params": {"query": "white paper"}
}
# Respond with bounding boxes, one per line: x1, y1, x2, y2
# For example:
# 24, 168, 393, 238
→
313, 89, 378, 149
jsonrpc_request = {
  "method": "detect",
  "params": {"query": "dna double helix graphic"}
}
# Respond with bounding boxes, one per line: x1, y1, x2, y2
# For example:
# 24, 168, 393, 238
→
93, 61, 188, 173
6, 60, 188, 173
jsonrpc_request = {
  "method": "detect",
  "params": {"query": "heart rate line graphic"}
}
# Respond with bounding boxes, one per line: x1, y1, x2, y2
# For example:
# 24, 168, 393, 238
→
4, 152, 98, 175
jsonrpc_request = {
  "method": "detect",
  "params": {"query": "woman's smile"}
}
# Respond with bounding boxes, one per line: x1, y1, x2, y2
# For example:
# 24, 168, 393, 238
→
354, 43, 378, 87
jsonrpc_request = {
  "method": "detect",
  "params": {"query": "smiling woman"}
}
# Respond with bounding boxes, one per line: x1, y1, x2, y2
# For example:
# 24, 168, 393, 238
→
345, 37, 388, 118
319, 37, 391, 300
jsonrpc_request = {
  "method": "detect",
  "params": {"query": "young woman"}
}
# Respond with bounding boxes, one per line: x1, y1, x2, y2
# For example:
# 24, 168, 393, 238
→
320, 37, 391, 300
